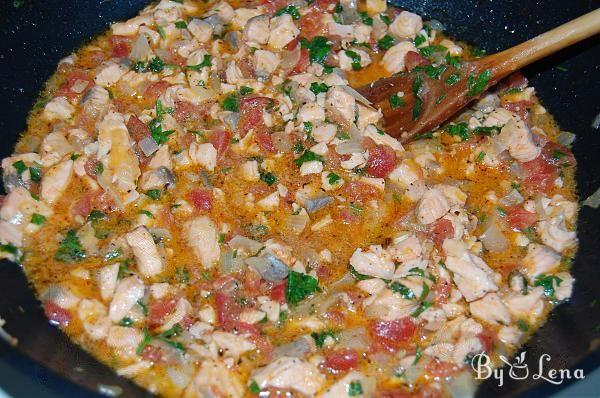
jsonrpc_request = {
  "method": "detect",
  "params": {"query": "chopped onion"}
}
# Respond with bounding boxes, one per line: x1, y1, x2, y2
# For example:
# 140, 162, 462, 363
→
70, 79, 89, 94
280, 45, 301, 69
167, 366, 191, 390
272, 131, 293, 152
582, 186, 600, 208
156, 167, 176, 188
480, 219, 508, 253
557, 131, 576, 146
473, 94, 500, 112
499, 189, 524, 207
228, 235, 263, 255
298, 247, 320, 269
335, 140, 364, 155
340, 85, 372, 106
221, 111, 239, 131
304, 196, 333, 213
183, 171, 199, 182
96, 173, 124, 211
219, 250, 245, 274
129, 34, 151, 62
138, 135, 159, 157
337, 327, 369, 351
190, 86, 217, 103
224, 31, 241, 51
287, 210, 309, 234
509, 161, 523, 178
425, 19, 446, 32
204, 15, 225, 36
274, 336, 315, 358
209, 72, 221, 91
340, 0, 359, 24
246, 255, 289, 282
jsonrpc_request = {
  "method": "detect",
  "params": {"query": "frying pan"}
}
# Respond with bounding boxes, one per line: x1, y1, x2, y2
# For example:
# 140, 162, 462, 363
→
0, 0, 598, 397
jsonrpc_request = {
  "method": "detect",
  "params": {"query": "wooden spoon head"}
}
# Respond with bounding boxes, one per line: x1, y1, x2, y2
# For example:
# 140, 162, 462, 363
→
358, 60, 488, 142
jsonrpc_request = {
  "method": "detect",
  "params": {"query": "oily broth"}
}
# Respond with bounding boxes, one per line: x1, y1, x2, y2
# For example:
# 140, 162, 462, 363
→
7, 1, 578, 397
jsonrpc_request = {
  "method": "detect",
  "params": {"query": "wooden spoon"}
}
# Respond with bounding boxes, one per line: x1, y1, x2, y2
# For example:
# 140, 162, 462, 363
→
358, 9, 600, 142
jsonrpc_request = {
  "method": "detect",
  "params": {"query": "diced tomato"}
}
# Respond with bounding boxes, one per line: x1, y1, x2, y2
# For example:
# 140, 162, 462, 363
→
506, 205, 537, 230
238, 57, 256, 79
378, 389, 413, 398
428, 218, 454, 247
502, 71, 528, 91
43, 301, 72, 326
298, 9, 327, 40
173, 100, 213, 128
322, 309, 347, 326
520, 154, 559, 194
148, 296, 178, 328
209, 130, 233, 160
542, 140, 576, 166
285, 37, 300, 51
426, 359, 461, 378
54, 70, 93, 101
238, 97, 274, 138
255, 130, 276, 153
313, 0, 338, 11
433, 280, 451, 305
405, 51, 429, 71
478, 327, 496, 353
323, 348, 359, 372
261, 0, 288, 14
126, 115, 151, 142
368, 318, 417, 352
211, 275, 238, 293
167, 48, 187, 67
289, 48, 310, 75
269, 281, 287, 303
215, 293, 242, 325
140, 345, 163, 362
342, 181, 381, 202
323, 149, 342, 169
109, 35, 131, 58
188, 188, 213, 212
335, 208, 360, 224
144, 81, 170, 102
84, 156, 101, 178
366, 145, 397, 177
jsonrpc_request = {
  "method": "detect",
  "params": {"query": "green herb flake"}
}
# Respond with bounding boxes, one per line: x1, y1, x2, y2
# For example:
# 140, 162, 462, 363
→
389, 282, 415, 299
274, 5, 301, 19
350, 265, 370, 280
327, 172, 341, 185
146, 189, 162, 200
534, 274, 562, 298
414, 345, 423, 364
136, 329, 153, 355
175, 20, 187, 29
31, 213, 46, 225
445, 54, 462, 68
377, 35, 394, 50
497, 207, 507, 217
389, 94, 406, 109
294, 150, 323, 166
414, 34, 427, 47
12, 160, 27, 175
445, 73, 461, 86
88, 210, 106, 222
184, 54, 212, 71
302, 36, 331, 64
379, 14, 391, 25
411, 301, 432, 317
310, 82, 329, 95
260, 171, 277, 186
517, 319, 529, 332
416, 64, 447, 80
239, 85, 254, 95
55, 229, 86, 263
349, 203, 363, 215
138, 210, 154, 218
286, 270, 319, 305
348, 380, 363, 396
418, 45, 447, 58
358, 11, 373, 25
476, 151, 486, 163
467, 69, 492, 97
446, 122, 469, 140
249, 380, 261, 394
311, 330, 337, 348
119, 317, 134, 327
221, 94, 239, 112
344, 50, 362, 71
157, 26, 166, 39
552, 150, 566, 159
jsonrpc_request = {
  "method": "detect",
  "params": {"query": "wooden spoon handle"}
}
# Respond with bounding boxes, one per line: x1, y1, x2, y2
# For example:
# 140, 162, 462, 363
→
479, 8, 600, 79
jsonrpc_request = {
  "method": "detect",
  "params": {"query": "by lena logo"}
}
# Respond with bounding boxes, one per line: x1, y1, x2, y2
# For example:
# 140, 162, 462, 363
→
471, 352, 585, 387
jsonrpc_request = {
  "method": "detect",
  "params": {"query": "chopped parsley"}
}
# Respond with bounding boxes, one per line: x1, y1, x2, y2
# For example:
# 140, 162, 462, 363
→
146, 189, 162, 200
473, 126, 501, 136
138, 210, 154, 218
294, 150, 323, 166
476, 151, 486, 163
445, 73, 461, 85
344, 50, 362, 71
418, 44, 447, 58
415, 64, 447, 80
301, 36, 331, 64
349, 203, 363, 214
119, 317, 134, 327
350, 265, 370, 280
534, 274, 562, 298
377, 35, 394, 50
327, 172, 341, 185
358, 11, 373, 25
55, 229, 86, 263
389, 282, 415, 299
411, 301, 432, 317
31, 213, 47, 225
88, 210, 106, 222
497, 207, 507, 217
259, 171, 277, 186
379, 13, 391, 25
174, 20, 187, 29
467, 69, 492, 97
29, 163, 42, 182
389, 94, 406, 109
517, 319, 529, 332
249, 381, 261, 394
446, 122, 469, 140
132, 56, 165, 73
239, 85, 254, 95
311, 330, 336, 348
310, 82, 329, 95
304, 121, 313, 137
12, 160, 27, 174
286, 270, 319, 305
274, 5, 300, 20
184, 54, 212, 71
348, 380, 363, 396
445, 54, 462, 68
221, 94, 239, 112
148, 100, 174, 145
552, 150, 566, 159
414, 34, 427, 47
